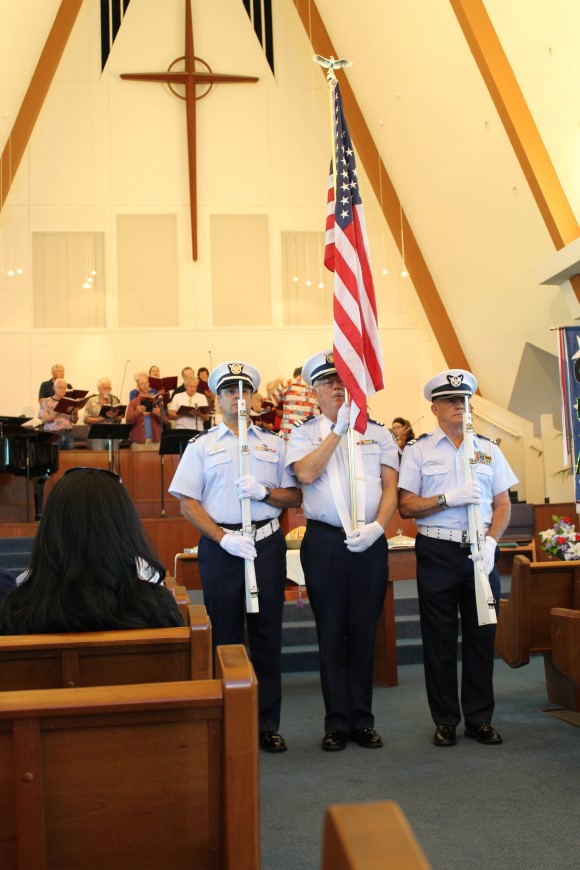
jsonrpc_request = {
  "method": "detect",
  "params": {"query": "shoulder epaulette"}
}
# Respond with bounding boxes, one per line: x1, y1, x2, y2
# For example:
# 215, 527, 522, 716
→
293, 414, 316, 427
367, 418, 384, 427
255, 424, 284, 439
475, 433, 498, 445
188, 429, 211, 443
406, 433, 428, 446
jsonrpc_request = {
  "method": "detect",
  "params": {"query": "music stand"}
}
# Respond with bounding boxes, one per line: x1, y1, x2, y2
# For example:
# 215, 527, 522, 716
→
158, 429, 199, 517
87, 424, 132, 474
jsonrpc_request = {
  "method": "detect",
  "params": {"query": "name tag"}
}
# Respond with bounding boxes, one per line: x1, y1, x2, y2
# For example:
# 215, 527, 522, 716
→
208, 447, 226, 457
424, 459, 445, 467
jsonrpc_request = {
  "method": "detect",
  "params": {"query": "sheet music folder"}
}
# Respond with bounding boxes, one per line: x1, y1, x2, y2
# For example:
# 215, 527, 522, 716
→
159, 430, 198, 456
87, 424, 133, 441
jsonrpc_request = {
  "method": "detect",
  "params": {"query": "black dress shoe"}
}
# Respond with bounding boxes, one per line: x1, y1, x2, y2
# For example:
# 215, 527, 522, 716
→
433, 724, 457, 747
321, 730, 347, 751
352, 727, 383, 748
464, 722, 502, 744
259, 731, 287, 753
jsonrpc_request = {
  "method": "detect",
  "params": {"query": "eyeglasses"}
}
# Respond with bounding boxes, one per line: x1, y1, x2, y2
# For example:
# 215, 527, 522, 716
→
315, 376, 344, 388
64, 467, 122, 483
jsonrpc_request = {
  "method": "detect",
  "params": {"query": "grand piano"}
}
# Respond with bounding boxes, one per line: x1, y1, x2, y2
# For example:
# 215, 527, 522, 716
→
0, 417, 59, 521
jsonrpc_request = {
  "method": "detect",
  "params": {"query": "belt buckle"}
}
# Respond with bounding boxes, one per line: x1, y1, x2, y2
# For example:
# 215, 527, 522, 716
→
241, 523, 256, 540
460, 530, 470, 548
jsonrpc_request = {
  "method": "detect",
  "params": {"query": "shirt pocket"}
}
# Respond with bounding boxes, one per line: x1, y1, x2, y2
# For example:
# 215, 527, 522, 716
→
421, 462, 450, 478
253, 448, 280, 486
359, 443, 382, 476
206, 450, 232, 469
475, 463, 493, 493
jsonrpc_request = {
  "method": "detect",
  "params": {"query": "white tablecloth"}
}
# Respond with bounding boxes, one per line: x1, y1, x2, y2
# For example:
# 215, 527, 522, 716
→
286, 549, 305, 586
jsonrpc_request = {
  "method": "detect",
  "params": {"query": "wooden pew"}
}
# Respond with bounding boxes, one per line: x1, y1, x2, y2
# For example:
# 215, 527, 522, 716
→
495, 556, 580, 710
0, 603, 212, 690
322, 801, 431, 869
0, 644, 259, 870
550, 607, 580, 689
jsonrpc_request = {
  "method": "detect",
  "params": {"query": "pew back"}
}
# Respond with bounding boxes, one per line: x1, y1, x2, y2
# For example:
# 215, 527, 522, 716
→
322, 801, 431, 869
0, 604, 212, 690
495, 556, 580, 667
0, 644, 259, 870
551, 607, 580, 686
495, 556, 580, 710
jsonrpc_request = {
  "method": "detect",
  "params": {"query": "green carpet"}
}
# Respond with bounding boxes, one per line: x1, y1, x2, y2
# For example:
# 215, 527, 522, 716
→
260, 657, 580, 870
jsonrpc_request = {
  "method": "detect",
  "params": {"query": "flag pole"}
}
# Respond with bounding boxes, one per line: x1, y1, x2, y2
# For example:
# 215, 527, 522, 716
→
316, 55, 359, 531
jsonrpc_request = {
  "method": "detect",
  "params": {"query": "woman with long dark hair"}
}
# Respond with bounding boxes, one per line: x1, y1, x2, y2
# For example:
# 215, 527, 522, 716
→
0, 467, 183, 634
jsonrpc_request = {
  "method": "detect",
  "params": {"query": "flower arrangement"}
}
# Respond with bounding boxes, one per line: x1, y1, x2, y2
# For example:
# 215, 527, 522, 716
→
539, 515, 580, 561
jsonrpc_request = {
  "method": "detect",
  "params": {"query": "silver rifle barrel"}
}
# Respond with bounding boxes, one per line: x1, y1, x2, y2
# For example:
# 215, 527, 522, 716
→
463, 396, 497, 627
238, 379, 260, 613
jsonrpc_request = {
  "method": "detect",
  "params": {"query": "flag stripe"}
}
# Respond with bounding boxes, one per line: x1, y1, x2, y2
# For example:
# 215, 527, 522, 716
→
324, 81, 383, 432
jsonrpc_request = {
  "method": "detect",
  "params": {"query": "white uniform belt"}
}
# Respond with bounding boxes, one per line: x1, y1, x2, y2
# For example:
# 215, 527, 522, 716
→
220, 518, 280, 541
418, 525, 489, 544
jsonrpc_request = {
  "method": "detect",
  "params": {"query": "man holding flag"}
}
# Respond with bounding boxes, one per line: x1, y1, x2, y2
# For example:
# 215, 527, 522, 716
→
284, 351, 399, 751
284, 71, 397, 751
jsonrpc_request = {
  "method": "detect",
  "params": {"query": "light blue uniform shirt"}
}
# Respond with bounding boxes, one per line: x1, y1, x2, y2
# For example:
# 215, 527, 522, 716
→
398, 425, 518, 530
284, 415, 399, 527
168, 421, 286, 524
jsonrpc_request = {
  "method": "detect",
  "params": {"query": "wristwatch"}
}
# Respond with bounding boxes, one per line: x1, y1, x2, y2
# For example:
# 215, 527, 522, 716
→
436, 493, 448, 508
260, 485, 272, 502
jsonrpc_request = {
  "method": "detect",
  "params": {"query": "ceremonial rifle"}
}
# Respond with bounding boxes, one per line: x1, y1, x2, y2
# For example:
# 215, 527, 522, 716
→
463, 398, 497, 626
238, 380, 260, 613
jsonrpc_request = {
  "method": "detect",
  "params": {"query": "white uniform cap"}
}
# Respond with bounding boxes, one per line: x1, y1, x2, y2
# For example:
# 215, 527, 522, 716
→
423, 369, 477, 401
302, 350, 337, 386
208, 362, 260, 394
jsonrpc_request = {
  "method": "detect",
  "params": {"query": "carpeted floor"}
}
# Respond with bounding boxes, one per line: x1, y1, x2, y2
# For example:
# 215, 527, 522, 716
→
260, 656, 580, 870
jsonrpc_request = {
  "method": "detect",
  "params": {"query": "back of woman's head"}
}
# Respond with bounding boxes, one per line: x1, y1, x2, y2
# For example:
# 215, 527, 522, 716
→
37, 469, 151, 574
1, 468, 168, 633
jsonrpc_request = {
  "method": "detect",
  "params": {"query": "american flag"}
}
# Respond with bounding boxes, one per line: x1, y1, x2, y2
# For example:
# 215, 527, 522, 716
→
324, 80, 384, 433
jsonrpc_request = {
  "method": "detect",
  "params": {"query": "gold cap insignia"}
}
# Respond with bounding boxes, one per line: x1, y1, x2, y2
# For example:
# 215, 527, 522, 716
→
228, 363, 244, 375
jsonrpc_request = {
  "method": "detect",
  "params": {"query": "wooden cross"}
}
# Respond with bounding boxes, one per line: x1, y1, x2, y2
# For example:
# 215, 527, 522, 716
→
121, 0, 258, 260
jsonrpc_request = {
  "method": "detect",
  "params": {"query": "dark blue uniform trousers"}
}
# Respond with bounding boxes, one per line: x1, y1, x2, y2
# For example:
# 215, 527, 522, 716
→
301, 522, 389, 732
415, 534, 501, 728
198, 527, 286, 733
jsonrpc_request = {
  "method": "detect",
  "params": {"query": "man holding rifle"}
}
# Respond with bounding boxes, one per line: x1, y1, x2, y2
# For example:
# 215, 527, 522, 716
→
169, 361, 301, 754
398, 370, 517, 747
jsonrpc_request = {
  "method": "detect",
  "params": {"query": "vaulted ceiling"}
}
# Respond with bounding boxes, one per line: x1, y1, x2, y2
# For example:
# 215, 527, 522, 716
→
306, 0, 580, 410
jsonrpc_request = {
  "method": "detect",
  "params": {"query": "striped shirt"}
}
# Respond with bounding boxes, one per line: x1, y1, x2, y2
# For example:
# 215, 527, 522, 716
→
270, 376, 320, 440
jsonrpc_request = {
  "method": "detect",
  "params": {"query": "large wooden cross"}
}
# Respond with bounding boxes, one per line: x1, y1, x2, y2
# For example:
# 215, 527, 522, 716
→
121, 1, 258, 261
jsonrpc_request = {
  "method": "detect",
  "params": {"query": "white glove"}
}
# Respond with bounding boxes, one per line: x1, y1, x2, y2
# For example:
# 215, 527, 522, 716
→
219, 533, 257, 560
345, 521, 384, 553
334, 402, 351, 437
483, 536, 497, 575
445, 480, 482, 507
236, 474, 267, 501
